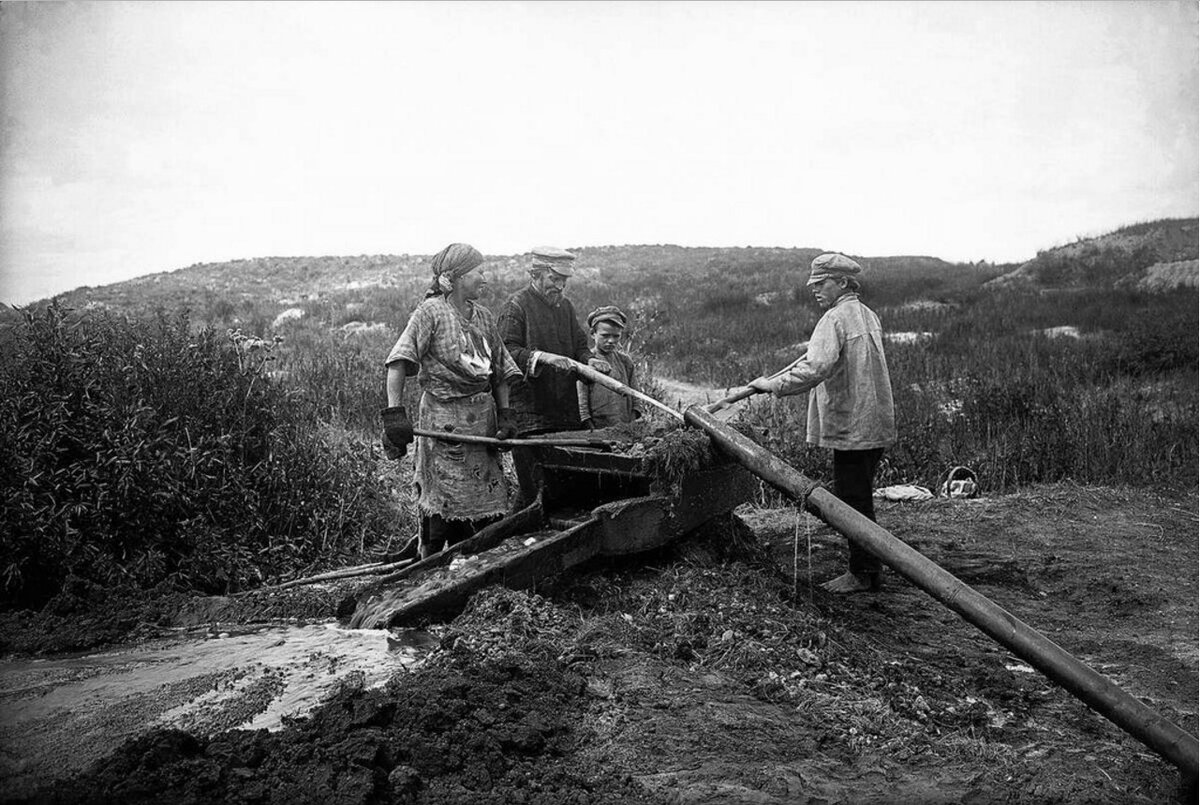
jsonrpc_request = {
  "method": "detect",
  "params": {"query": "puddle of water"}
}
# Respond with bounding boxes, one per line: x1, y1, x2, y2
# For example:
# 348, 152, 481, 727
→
0, 622, 432, 795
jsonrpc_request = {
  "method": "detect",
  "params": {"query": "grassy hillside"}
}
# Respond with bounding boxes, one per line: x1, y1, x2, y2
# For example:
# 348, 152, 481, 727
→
34, 245, 1009, 382
1, 222, 1195, 606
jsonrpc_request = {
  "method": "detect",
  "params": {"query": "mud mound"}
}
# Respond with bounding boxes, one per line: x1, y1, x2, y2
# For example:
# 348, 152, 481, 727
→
0, 579, 191, 656
31, 651, 659, 805
432, 587, 582, 663
0, 574, 374, 657
555, 559, 1017, 738
170, 578, 367, 628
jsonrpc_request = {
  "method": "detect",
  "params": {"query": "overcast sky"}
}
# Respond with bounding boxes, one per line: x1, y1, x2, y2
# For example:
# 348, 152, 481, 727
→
1, 0, 1197, 305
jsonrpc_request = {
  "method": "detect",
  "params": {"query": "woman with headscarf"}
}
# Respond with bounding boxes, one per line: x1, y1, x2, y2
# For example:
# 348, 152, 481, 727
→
380, 243, 522, 557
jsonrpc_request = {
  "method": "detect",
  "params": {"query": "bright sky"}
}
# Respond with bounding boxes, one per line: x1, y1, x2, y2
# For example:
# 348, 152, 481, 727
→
1, 0, 1197, 305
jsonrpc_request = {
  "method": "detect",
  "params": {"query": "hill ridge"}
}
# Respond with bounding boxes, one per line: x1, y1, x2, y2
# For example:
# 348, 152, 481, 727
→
987, 217, 1198, 289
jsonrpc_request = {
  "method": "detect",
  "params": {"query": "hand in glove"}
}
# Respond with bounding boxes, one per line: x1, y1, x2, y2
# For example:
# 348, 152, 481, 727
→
381, 406, 414, 459
495, 407, 519, 446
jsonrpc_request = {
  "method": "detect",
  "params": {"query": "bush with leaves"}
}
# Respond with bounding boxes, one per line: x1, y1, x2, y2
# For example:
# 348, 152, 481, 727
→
0, 302, 396, 609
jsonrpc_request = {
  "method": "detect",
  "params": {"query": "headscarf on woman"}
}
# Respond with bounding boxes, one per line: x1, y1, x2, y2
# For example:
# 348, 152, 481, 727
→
425, 243, 484, 298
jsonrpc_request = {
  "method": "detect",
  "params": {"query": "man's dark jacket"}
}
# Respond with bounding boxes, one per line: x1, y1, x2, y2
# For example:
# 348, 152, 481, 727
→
498, 286, 593, 433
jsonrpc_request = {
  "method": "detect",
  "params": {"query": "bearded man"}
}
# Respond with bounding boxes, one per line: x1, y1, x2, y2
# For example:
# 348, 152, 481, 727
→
497, 246, 611, 505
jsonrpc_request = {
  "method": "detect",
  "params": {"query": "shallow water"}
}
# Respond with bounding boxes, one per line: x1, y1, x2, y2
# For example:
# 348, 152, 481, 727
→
0, 622, 431, 795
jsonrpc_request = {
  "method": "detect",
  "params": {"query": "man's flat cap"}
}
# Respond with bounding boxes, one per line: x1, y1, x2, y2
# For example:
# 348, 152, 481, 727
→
531, 246, 576, 275
807, 252, 863, 285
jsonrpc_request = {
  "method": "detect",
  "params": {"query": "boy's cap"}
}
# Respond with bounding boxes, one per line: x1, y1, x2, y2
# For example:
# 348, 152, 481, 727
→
587, 305, 627, 329
531, 246, 576, 275
807, 253, 862, 285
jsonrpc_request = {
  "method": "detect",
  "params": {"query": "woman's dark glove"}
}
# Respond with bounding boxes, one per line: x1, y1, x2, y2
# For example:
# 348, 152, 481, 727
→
495, 407, 519, 444
381, 406, 414, 459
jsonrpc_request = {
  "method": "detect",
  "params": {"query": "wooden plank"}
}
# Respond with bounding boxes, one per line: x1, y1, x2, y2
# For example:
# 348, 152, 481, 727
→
662, 463, 758, 538
350, 519, 603, 628
373, 497, 544, 587
534, 445, 649, 476
595, 496, 668, 555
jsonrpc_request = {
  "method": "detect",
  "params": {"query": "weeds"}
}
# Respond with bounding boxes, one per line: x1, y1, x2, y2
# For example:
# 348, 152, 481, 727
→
0, 302, 399, 608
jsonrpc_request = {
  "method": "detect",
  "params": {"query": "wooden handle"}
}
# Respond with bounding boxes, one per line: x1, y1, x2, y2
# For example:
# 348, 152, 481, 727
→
706, 345, 809, 413
706, 385, 759, 413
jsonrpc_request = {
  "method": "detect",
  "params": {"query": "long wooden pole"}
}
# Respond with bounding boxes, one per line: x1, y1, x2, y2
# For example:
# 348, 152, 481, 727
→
260, 558, 415, 591
412, 427, 612, 449
566, 358, 685, 421
684, 404, 1198, 778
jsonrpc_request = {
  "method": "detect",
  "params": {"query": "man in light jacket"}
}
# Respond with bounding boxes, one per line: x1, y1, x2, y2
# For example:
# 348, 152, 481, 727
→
746, 252, 897, 593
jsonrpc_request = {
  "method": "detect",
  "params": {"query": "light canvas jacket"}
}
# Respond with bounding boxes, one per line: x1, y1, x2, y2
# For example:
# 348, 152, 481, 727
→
762, 293, 896, 450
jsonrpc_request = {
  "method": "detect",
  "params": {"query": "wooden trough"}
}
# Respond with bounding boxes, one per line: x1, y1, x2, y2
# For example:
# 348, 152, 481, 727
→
348, 432, 757, 629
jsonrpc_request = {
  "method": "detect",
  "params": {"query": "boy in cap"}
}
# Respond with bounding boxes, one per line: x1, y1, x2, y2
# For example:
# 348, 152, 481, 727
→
744, 252, 897, 593
577, 305, 643, 429
498, 246, 612, 506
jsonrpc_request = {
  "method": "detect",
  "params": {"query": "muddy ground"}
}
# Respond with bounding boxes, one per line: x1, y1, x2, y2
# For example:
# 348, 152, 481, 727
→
1, 482, 1196, 804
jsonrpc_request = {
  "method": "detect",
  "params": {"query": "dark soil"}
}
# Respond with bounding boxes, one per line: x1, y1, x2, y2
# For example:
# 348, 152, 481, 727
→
0, 578, 360, 658
3, 483, 1196, 804
24, 654, 653, 805
0, 579, 188, 657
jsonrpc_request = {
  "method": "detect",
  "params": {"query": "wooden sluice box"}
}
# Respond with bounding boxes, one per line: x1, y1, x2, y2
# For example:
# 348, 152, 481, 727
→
349, 430, 757, 629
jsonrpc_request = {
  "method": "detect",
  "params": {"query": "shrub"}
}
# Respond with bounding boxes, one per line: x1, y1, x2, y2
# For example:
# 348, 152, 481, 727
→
1106, 294, 1199, 376
0, 303, 397, 609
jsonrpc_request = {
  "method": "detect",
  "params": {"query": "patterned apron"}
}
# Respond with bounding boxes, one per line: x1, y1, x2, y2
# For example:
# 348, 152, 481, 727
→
413, 390, 509, 521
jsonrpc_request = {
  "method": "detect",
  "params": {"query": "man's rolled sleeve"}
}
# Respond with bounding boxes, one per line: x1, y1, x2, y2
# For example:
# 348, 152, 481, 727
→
498, 301, 534, 373
497, 342, 523, 384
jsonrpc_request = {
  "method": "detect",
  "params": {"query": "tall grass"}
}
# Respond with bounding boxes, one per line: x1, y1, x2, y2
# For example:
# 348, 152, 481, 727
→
730, 289, 1197, 493
0, 303, 403, 608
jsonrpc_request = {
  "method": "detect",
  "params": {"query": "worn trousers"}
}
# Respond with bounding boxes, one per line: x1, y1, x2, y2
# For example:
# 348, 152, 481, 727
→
832, 448, 885, 575
511, 446, 543, 511
419, 513, 501, 559
510, 426, 567, 510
